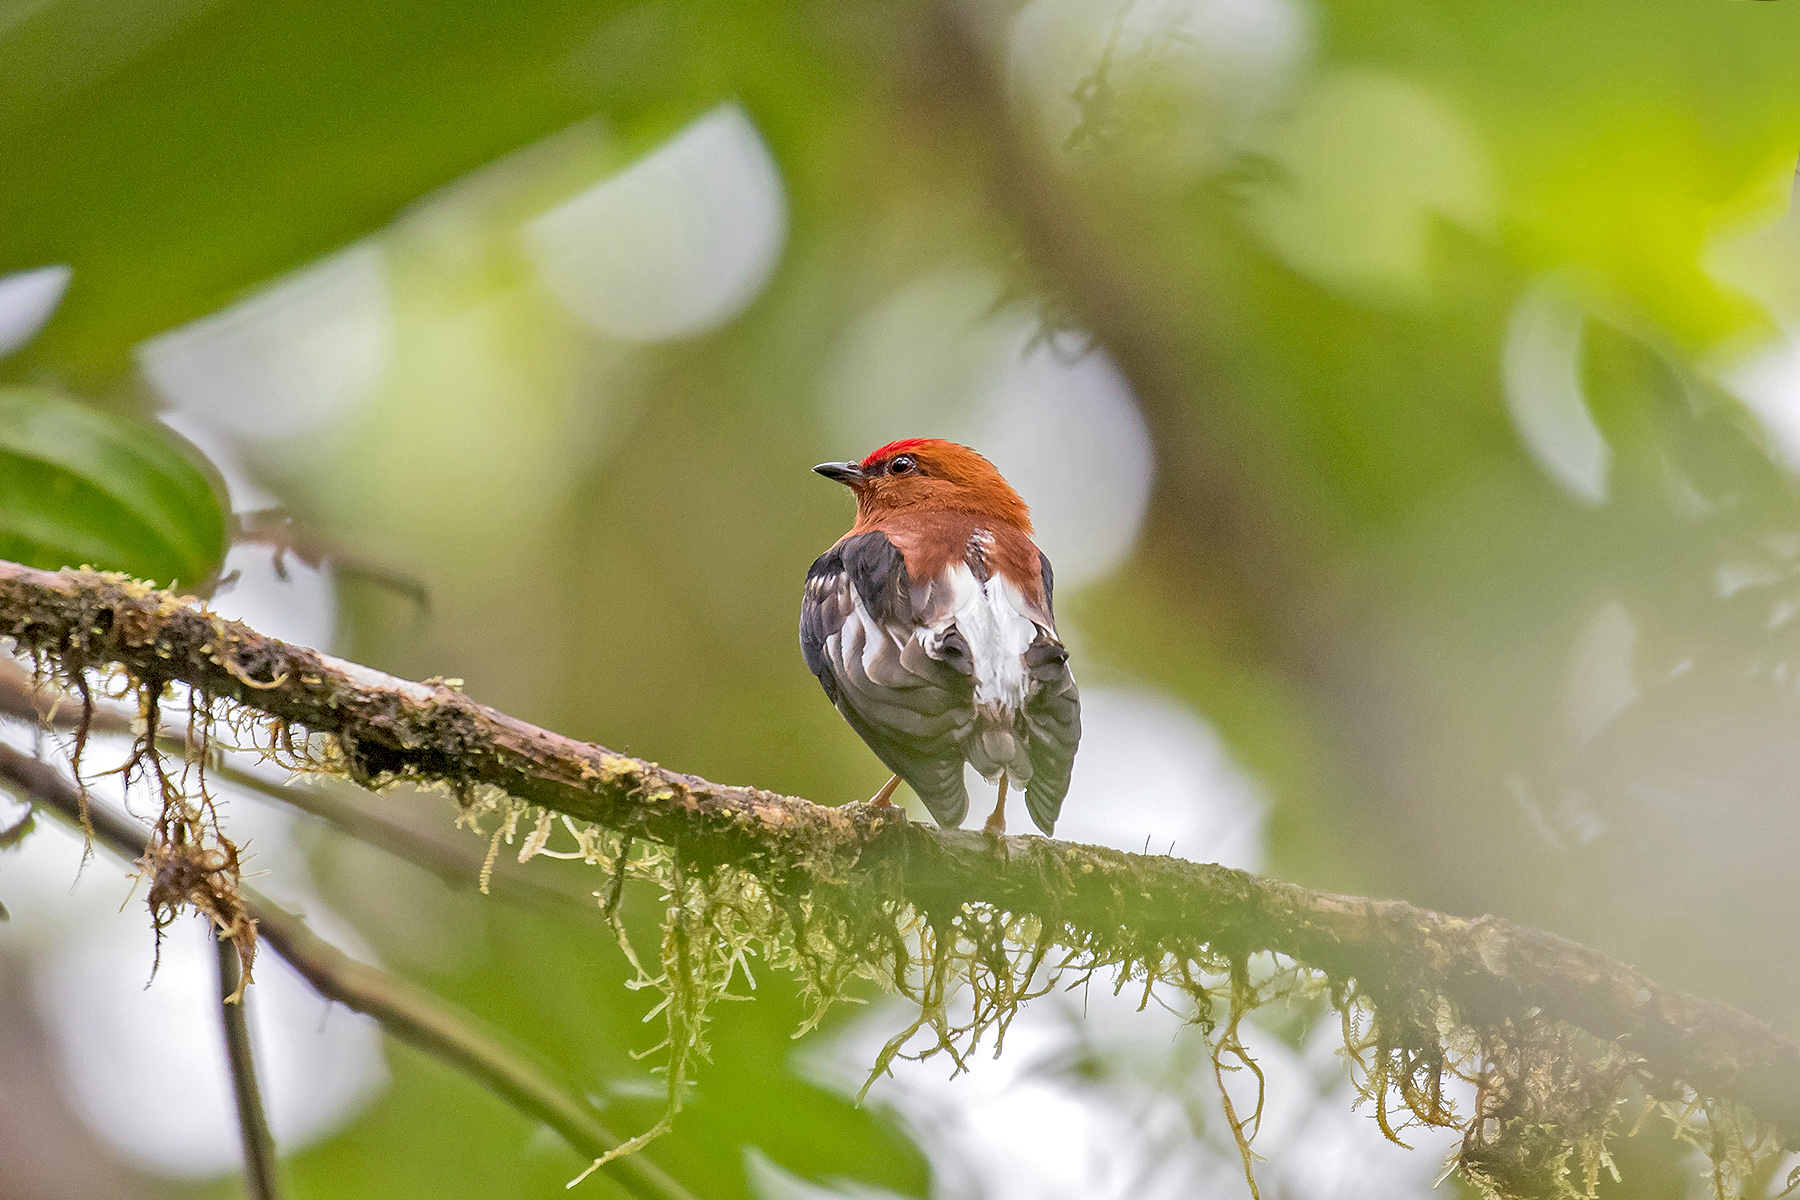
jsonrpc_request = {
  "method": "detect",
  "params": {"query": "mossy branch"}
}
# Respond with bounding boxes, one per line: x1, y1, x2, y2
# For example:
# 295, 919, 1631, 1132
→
6, 560, 1800, 1196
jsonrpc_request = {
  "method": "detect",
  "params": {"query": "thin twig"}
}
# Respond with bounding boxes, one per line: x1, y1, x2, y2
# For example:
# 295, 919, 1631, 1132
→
0, 744, 697, 1200
5, 560, 1800, 1144
215, 928, 282, 1200
232, 510, 431, 619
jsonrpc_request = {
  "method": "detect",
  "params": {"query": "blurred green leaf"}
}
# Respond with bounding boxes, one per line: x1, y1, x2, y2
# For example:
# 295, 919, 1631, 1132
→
0, 387, 227, 587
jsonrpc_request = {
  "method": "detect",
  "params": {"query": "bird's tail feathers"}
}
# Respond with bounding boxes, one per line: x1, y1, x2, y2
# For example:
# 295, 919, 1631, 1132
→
1024, 778, 1063, 836
916, 777, 969, 829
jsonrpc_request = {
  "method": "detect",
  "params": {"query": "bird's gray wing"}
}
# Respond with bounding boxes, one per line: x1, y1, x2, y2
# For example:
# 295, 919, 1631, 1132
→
1022, 551, 1080, 835
801, 531, 974, 826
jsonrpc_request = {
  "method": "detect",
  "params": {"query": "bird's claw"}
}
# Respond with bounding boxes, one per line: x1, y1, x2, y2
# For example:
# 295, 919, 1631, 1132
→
982, 819, 1010, 860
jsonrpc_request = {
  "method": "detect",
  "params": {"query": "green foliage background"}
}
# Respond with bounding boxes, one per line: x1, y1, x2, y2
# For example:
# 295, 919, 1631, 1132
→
6, 0, 1800, 1196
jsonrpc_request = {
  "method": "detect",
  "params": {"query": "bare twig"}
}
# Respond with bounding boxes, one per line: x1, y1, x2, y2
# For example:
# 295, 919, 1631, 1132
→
215, 929, 282, 1200
232, 510, 431, 618
0, 742, 698, 1200
3, 560, 1800, 1147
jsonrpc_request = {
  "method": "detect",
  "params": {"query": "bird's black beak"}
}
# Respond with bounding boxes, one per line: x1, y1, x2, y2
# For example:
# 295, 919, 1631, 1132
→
813, 461, 864, 486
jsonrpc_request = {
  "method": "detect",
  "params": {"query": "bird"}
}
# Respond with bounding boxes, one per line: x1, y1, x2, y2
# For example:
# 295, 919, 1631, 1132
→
800, 438, 1081, 835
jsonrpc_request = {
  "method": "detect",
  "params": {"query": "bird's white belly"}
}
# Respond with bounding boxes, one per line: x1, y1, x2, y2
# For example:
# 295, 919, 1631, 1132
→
938, 562, 1037, 715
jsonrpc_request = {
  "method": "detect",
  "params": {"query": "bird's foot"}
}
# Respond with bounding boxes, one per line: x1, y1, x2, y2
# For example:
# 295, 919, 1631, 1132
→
982, 773, 1009, 844
868, 774, 902, 808
981, 819, 1011, 861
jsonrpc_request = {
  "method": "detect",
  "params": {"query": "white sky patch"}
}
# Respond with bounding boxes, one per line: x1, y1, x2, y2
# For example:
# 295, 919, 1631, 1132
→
138, 244, 393, 443
0, 263, 72, 358
1502, 281, 1610, 504
822, 269, 1154, 590
525, 103, 787, 342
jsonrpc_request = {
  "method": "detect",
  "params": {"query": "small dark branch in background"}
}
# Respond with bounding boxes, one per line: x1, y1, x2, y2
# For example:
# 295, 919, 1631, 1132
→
215, 931, 282, 1200
231, 510, 431, 619
253, 896, 700, 1200
0, 742, 698, 1200
0, 657, 131, 732
0, 659, 596, 918
5, 561, 1800, 1148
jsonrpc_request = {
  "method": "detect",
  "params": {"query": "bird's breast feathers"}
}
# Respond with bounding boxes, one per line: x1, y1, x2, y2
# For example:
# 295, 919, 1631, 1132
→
932, 556, 1039, 716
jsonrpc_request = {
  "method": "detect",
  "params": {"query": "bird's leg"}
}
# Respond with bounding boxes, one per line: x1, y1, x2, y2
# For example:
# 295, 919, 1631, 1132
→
869, 774, 902, 807
983, 773, 1008, 836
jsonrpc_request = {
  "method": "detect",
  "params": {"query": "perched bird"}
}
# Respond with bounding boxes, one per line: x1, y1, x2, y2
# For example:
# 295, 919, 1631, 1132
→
800, 439, 1081, 835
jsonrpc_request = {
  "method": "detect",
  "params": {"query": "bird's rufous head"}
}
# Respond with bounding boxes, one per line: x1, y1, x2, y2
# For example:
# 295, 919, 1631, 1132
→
813, 439, 1032, 533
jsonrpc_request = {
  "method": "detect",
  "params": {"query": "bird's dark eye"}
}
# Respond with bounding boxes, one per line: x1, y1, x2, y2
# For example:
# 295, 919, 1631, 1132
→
889, 455, 917, 475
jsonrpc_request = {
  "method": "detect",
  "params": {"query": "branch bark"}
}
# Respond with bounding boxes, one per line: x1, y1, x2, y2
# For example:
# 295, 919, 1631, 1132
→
0, 739, 698, 1200
3, 559, 1799, 1146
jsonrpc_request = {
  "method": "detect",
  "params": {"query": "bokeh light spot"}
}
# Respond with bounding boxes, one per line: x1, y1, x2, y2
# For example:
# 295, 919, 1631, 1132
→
525, 103, 787, 342
1502, 281, 1610, 505
0, 264, 71, 358
1242, 69, 1495, 304
138, 245, 392, 443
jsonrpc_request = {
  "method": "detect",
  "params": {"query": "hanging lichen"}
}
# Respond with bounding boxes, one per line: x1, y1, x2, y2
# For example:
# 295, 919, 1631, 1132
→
433, 781, 1790, 1199
20, 595, 261, 998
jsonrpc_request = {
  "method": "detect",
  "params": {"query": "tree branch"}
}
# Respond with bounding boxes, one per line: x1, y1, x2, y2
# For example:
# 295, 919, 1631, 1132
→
3, 559, 1799, 1150
0, 739, 698, 1200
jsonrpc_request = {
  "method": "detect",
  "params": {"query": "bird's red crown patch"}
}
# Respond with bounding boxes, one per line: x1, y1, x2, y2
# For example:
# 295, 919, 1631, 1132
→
861, 438, 937, 469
